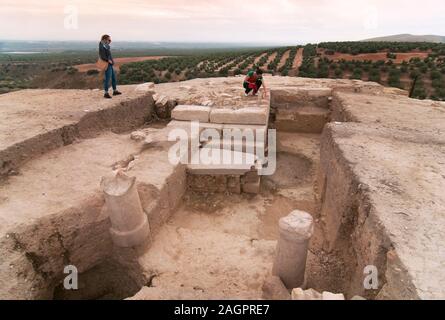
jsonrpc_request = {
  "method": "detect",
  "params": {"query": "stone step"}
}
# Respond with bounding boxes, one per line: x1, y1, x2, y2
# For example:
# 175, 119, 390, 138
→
202, 138, 266, 154
275, 106, 330, 133
187, 162, 256, 176
167, 120, 268, 147
209, 107, 269, 125
186, 150, 262, 194
171, 105, 211, 123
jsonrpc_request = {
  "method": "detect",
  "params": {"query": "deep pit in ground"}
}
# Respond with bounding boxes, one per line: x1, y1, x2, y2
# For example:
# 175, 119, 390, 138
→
52, 258, 147, 300
1, 82, 405, 300
49, 131, 355, 300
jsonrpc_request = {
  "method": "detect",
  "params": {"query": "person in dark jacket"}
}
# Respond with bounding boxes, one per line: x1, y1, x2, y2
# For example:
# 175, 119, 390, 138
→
99, 34, 121, 99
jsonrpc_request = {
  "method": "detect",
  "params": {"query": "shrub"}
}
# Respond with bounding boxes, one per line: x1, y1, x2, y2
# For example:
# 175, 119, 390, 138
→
369, 73, 381, 83
334, 68, 343, 77
388, 69, 402, 88
67, 67, 77, 75
86, 69, 99, 76
410, 70, 420, 79
431, 70, 442, 80
412, 79, 427, 99
351, 68, 363, 80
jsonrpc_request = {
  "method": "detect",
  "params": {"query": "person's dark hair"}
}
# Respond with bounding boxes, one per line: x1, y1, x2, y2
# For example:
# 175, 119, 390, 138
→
101, 34, 110, 41
256, 68, 263, 75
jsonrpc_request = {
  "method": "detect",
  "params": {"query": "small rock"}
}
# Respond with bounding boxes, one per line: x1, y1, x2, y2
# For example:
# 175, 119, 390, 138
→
135, 82, 155, 92
144, 136, 154, 145
155, 95, 177, 119
322, 291, 345, 300
351, 295, 367, 300
291, 288, 322, 300
201, 100, 214, 107
130, 131, 146, 141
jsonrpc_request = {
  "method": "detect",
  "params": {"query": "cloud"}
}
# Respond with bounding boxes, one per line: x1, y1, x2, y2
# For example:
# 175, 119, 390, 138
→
0, 0, 443, 43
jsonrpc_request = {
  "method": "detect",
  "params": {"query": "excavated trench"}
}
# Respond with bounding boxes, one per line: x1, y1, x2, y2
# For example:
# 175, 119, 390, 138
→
1, 89, 389, 300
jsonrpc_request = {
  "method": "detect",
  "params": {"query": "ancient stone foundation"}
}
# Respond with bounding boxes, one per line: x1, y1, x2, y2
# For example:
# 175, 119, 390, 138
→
1, 77, 445, 300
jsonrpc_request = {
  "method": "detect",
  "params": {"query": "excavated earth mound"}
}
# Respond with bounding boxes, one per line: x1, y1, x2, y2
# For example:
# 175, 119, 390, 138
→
0, 76, 444, 300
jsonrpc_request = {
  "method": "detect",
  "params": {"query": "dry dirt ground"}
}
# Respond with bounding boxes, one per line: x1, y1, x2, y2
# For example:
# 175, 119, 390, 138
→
74, 56, 170, 72
131, 133, 334, 300
289, 48, 304, 76
1, 76, 445, 300
318, 49, 430, 64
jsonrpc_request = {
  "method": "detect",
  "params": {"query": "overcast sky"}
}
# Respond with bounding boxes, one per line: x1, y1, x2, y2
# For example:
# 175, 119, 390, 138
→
0, 0, 444, 44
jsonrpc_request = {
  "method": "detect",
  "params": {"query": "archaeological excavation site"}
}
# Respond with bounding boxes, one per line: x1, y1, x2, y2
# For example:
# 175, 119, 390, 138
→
0, 75, 444, 301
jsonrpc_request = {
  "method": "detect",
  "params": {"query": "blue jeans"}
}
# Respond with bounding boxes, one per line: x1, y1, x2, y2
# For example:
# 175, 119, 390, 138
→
104, 64, 117, 93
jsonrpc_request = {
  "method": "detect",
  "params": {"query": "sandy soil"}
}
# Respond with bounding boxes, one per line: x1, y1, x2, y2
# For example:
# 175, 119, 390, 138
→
132, 132, 348, 300
289, 48, 304, 76
75, 56, 170, 72
249, 52, 268, 69
277, 50, 290, 70
3, 76, 445, 300
0, 86, 152, 176
320, 50, 429, 64
266, 52, 278, 66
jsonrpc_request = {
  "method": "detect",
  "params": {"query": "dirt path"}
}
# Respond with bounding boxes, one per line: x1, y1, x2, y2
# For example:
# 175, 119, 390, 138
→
289, 48, 304, 76
75, 56, 170, 72
266, 52, 278, 67
319, 51, 429, 63
248, 52, 267, 69
278, 50, 291, 70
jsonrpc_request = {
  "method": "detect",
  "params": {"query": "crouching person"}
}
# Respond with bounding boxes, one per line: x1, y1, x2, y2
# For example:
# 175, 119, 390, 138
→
243, 68, 267, 97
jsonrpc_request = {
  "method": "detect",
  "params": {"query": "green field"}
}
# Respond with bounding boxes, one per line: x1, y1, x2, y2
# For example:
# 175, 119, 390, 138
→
1, 42, 445, 100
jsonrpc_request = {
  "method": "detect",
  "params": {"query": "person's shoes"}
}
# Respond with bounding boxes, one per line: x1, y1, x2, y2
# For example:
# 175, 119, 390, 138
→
244, 92, 249, 97
104, 92, 112, 99
113, 90, 122, 96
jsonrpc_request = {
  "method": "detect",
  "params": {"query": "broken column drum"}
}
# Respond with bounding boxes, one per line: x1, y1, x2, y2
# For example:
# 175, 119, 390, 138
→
101, 171, 150, 248
272, 210, 314, 289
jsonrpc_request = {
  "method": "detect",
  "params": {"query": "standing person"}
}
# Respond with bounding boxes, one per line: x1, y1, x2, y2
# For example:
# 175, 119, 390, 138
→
99, 35, 122, 99
243, 67, 267, 97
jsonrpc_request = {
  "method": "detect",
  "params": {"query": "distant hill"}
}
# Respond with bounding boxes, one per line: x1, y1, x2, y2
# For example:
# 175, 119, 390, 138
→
363, 34, 445, 43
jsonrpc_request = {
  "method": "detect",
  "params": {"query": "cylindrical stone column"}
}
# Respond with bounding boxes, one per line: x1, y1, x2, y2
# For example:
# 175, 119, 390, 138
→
272, 210, 314, 289
101, 171, 150, 248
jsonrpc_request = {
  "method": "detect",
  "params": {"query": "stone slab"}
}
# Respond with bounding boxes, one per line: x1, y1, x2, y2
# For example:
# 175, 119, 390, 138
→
171, 105, 211, 123
210, 107, 268, 125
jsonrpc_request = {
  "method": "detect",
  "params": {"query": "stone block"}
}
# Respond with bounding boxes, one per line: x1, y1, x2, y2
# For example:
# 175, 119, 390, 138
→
210, 107, 268, 125
322, 291, 345, 300
242, 178, 261, 194
291, 288, 322, 300
172, 105, 211, 123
